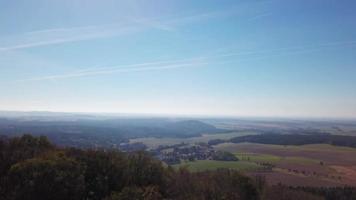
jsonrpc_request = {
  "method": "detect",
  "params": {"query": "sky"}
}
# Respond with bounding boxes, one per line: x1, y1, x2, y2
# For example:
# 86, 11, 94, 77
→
0, 0, 356, 119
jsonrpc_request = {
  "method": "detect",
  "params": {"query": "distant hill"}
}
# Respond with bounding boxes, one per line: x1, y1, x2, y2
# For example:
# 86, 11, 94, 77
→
162, 120, 223, 137
0, 117, 224, 148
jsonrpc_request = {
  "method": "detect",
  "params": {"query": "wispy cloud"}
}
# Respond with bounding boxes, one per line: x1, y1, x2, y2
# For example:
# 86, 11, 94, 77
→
0, 25, 139, 52
0, 2, 276, 53
0, 7, 242, 52
214, 40, 356, 59
15, 58, 208, 82
248, 12, 272, 21
14, 39, 356, 83
130, 18, 175, 32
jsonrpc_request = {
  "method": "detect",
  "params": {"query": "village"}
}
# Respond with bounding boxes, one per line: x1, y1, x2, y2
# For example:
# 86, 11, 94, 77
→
150, 143, 238, 165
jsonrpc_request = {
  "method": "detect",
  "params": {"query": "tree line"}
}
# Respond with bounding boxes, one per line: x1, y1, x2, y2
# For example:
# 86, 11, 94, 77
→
228, 134, 356, 148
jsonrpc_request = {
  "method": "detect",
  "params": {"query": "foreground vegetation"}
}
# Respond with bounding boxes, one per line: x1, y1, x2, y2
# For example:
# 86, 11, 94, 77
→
1, 135, 355, 200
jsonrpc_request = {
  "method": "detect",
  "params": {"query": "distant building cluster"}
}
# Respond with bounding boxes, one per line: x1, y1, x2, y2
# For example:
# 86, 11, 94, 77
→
118, 142, 147, 152
150, 143, 238, 165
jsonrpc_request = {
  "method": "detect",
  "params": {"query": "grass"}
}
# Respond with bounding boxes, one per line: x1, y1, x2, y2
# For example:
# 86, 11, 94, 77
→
129, 131, 259, 149
234, 153, 318, 165
283, 156, 319, 164
215, 142, 356, 154
235, 153, 281, 163
172, 160, 261, 172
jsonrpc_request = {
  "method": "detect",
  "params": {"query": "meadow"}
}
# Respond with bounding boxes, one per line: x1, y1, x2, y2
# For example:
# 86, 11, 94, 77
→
215, 142, 356, 187
235, 152, 319, 165
129, 131, 259, 149
173, 160, 261, 172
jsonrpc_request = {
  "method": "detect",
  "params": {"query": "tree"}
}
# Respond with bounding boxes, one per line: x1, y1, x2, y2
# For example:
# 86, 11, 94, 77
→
126, 152, 165, 188
5, 152, 85, 200
104, 186, 163, 200
104, 187, 143, 200
66, 148, 127, 200
1, 134, 53, 176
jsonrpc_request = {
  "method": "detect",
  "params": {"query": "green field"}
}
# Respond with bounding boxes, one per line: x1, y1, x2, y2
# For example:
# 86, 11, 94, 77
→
235, 152, 318, 165
235, 153, 281, 163
172, 160, 261, 172
215, 142, 356, 155
130, 131, 260, 149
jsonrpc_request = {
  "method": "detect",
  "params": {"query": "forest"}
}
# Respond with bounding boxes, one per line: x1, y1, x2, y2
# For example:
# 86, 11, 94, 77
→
229, 134, 356, 148
0, 118, 223, 148
1, 134, 355, 200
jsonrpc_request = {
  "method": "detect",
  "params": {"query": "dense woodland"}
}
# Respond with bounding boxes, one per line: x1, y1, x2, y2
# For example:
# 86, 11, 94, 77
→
229, 134, 356, 148
0, 118, 223, 148
1, 134, 355, 200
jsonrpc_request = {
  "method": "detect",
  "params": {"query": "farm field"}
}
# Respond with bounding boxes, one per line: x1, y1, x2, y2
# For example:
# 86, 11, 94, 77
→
215, 143, 356, 165
129, 131, 259, 149
215, 142, 356, 187
206, 119, 356, 136
234, 153, 318, 165
173, 160, 261, 172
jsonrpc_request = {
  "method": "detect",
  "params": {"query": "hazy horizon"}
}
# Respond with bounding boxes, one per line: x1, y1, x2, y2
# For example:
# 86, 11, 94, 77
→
1, 0, 356, 118
1, 109, 356, 121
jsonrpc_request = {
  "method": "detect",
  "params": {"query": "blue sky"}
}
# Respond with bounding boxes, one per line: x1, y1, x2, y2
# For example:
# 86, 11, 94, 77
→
0, 0, 356, 118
